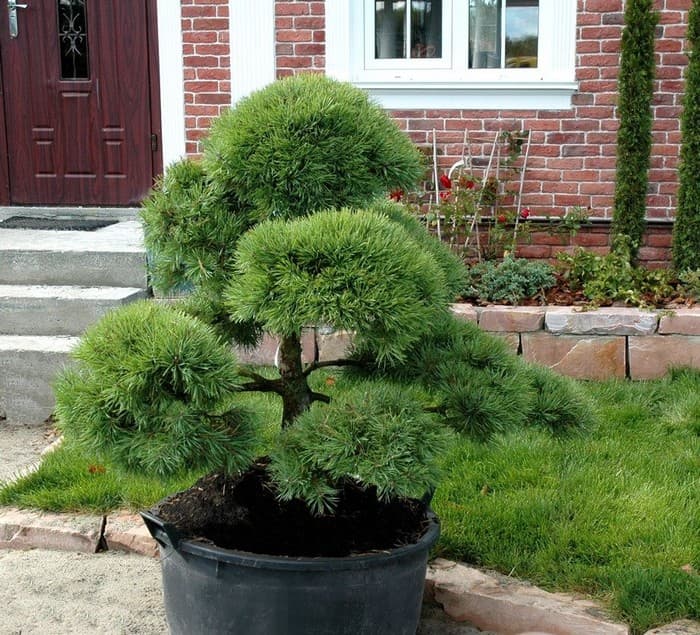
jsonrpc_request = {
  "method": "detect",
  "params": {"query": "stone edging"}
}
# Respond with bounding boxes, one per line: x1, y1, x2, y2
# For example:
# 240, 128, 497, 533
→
0, 507, 157, 558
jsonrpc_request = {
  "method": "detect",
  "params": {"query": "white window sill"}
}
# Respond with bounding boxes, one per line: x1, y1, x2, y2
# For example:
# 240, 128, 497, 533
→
353, 80, 579, 110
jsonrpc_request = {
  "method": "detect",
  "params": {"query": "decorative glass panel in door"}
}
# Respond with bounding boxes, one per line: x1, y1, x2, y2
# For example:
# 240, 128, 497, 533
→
58, 0, 89, 79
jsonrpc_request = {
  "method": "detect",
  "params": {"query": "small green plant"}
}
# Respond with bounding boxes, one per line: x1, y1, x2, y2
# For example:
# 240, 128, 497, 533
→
673, 0, 700, 271
557, 238, 675, 307
678, 268, 700, 300
463, 257, 556, 305
612, 0, 658, 260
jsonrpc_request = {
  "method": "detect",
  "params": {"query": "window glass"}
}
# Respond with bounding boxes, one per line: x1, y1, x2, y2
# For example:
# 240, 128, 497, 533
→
375, 1, 442, 60
469, 0, 538, 69
505, 0, 538, 68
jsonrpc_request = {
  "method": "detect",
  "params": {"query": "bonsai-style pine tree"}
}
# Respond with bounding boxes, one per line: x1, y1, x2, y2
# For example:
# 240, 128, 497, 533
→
672, 0, 700, 271
55, 75, 592, 515
612, 0, 658, 260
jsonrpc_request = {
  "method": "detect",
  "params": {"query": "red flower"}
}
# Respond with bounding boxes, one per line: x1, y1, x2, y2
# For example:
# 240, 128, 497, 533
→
389, 189, 404, 202
465, 179, 476, 190
439, 174, 452, 189
440, 191, 451, 202
497, 214, 507, 224
520, 208, 531, 219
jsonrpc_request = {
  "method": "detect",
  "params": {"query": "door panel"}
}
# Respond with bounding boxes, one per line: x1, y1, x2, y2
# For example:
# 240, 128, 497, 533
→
0, 0, 155, 205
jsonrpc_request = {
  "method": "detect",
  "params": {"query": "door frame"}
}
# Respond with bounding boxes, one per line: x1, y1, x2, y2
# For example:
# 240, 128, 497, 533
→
0, 0, 163, 206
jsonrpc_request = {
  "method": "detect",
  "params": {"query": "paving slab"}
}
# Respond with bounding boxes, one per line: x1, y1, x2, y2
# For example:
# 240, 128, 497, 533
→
104, 512, 159, 558
479, 306, 545, 332
0, 507, 104, 553
426, 559, 629, 635
644, 621, 700, 635
545, 307, 658, 336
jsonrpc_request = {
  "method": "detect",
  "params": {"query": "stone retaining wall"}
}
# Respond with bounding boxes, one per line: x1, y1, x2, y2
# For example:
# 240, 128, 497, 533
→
453, 304, 700, 380
236, 305, 700, 381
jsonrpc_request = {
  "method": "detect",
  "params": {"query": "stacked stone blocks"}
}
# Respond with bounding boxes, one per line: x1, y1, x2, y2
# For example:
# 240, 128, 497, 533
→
240, 305, 700, 381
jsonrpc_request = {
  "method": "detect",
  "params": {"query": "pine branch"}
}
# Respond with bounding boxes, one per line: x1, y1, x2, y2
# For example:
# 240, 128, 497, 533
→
302, 358, 364, 377
238, 368, 283, 393
310, 392, 331, 404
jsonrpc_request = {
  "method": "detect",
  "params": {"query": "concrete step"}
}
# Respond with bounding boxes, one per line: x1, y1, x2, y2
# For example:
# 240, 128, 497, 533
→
0, 336, 79, 425
0, 220, 147, 288
0, 285, 148, 336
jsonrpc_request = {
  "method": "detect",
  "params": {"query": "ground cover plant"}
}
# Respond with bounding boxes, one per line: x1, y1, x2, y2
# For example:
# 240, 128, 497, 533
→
2, 369, 698, 632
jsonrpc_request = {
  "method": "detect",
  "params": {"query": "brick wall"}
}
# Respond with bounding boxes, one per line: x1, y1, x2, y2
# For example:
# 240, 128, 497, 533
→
179, 0, 690, 243
181, 0, 231, 156
394, 0, 690, 223
275, 1, 326, 77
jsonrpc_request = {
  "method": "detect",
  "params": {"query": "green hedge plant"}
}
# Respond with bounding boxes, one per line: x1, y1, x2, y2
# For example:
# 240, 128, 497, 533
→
612, 0, 658, 260
673, 0, 700, 271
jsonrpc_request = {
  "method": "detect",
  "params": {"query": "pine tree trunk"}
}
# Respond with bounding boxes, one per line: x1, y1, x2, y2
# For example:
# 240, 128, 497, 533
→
277, 333, 313, 427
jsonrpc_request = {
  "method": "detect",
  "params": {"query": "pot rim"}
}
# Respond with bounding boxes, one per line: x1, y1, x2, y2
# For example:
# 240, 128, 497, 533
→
144, 510, 440, 572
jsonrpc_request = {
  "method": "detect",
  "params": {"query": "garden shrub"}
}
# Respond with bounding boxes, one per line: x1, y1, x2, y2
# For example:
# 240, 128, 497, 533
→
673, 0, 700, 271
270, 383, 450, 514
612, 0, 658, 260
463, 257, 556, 305
140, 158, 254, 294
54, 301, 257, 477
203, 74, 424, 221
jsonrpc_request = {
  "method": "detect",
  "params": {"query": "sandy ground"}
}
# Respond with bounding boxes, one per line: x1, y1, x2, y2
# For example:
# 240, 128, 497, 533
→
0, 424, 484, 634
0, 422, 59, 484
1, 549, 167, 635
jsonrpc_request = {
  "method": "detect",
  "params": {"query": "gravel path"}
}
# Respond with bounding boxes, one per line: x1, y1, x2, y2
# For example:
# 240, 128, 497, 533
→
0, 549, 167, 635
0, 423, 59, 484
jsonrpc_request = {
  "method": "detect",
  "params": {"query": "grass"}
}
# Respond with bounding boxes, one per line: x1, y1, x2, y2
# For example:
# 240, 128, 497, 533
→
432, 368, 700, 634
1, 368, 698, 633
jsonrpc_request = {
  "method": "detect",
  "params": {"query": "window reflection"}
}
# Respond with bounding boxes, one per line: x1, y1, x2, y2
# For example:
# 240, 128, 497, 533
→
469, 0, 538, 69
375, 1, 442, 60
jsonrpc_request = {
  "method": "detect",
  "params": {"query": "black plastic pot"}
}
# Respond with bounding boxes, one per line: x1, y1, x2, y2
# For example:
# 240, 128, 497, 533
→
141, 509, 439, 635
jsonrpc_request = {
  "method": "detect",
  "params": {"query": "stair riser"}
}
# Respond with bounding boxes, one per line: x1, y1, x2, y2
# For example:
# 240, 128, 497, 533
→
0, 291, 148, 336
0, 251, 147, 288
0, 349, 75, 425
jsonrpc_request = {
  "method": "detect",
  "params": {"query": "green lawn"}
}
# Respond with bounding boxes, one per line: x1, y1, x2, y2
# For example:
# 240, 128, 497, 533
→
1, 369, 698, 634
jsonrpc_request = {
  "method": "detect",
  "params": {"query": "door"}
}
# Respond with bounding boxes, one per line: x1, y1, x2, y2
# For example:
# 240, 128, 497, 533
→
0, 0, 157, 206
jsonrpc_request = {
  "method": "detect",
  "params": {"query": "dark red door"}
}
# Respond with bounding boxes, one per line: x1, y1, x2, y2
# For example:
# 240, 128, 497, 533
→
0, 0, 156, 205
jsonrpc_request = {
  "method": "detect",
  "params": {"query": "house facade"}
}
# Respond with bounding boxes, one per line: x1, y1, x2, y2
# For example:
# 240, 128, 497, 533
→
0, 1, 690, 262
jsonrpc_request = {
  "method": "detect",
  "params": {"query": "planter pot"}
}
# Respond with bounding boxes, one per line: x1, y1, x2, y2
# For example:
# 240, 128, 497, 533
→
141, 509, 439, 635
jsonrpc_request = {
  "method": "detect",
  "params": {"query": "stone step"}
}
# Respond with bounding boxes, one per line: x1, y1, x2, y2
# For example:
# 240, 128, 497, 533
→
0, 336, 79, 425
0, 220, 147, 288
0, 285, 148, 336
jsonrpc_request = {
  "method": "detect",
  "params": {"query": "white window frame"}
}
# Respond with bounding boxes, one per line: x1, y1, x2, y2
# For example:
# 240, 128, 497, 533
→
326, 0, 578, 110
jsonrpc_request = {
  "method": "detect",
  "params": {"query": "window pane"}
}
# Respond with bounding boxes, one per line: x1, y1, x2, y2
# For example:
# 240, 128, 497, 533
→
410, 1, 442, 59
375, 1, 406, 59
58, 0, 90, 80
506, 0, 538, 68
469, 0, 539, 69
469, 0, 501, 69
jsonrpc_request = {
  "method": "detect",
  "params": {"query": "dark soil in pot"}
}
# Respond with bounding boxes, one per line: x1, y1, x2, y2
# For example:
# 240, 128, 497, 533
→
152, 459, 431, 557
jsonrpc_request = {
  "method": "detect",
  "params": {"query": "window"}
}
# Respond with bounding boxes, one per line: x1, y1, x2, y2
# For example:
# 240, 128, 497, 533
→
326, 0, 577, 109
